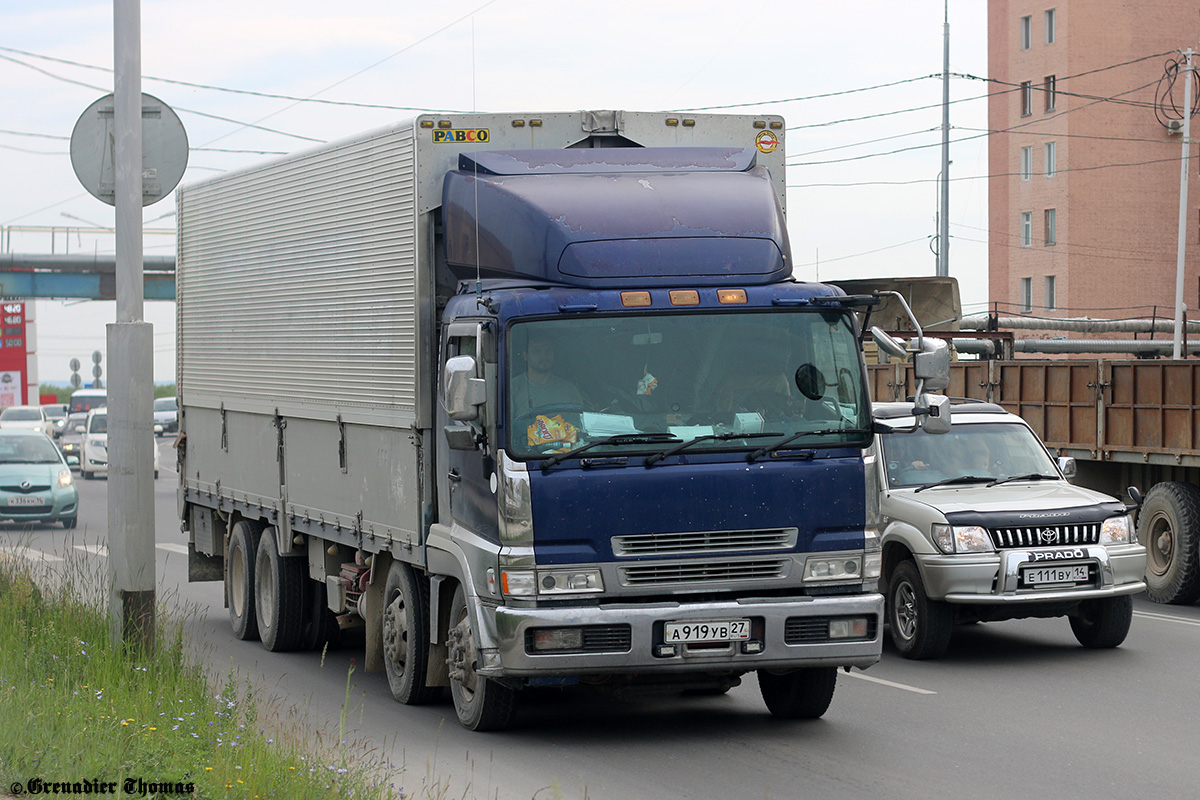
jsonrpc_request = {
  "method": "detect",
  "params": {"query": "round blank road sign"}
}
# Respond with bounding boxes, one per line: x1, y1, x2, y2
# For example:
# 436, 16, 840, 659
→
70, 92, 189, 207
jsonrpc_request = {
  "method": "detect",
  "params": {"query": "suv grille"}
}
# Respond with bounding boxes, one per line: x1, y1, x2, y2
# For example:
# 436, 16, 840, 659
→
612, 528, 796, 557
620, 559, 788, 585
989, 523, 1101, 549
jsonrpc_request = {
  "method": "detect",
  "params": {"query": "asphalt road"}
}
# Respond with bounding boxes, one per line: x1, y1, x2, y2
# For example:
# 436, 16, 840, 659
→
4, 449, 1199, 800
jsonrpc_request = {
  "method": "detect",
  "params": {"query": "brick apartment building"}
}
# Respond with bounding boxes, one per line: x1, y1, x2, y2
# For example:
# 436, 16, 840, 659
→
988, 1, 1200, 326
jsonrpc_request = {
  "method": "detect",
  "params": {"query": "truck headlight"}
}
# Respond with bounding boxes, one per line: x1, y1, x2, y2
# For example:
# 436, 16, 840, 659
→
863, 529, 882, 579
932, 524, 994, 554
804, 555, 862, 581
1100, 514, 1133, 545
501, 568, 604, 596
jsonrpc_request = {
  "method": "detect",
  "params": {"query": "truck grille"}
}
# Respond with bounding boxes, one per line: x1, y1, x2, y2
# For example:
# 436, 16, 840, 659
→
988, 523, 1101, 549
524, 625, 632, 654
620, 559, 788, 585
784, 616, 878, 644
612, 528, 796, 557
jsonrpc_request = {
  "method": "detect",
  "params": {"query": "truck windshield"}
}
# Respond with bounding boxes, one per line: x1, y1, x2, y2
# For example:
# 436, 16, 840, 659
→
880, 421, 1060, 489
506, 310, 870, 460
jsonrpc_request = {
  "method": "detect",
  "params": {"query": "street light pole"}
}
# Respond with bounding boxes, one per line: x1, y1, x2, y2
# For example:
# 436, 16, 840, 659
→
1174, 47, 1195, 360
110, 0, 155, 650
937, 0, 951, 278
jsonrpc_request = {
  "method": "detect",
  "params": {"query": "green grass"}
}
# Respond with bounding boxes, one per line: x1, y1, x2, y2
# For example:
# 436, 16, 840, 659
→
0, 551, 403, 799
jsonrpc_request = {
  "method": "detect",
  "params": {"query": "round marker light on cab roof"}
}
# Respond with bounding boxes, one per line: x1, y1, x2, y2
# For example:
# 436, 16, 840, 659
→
666, 118, 680, 126
437, 120, 452, 129
717, 289, 747, 304
770, 121, 783, 129
669, 290, 699, 305
419, 120, 435, 128
530, 119, 543, 127
621, 291, 652, 307
753, 120, 767, 129
682, 119, 696, 127
512, 119, 526, 127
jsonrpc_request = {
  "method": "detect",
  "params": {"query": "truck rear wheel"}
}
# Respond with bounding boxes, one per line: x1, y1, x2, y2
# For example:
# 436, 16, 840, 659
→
299, 577, 341, 652
254, 526, 305, 652
447, 584, 518, 731
226, 520, 262, 641
382, 561, 440, 705
887, 559, 953, 659
1069, 595, 1133, 648
1138, 482, 1200, 605
757, 667, 837, 719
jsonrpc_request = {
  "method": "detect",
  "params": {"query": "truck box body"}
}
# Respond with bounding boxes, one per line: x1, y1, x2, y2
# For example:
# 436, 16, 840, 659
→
179, 110, 887, 729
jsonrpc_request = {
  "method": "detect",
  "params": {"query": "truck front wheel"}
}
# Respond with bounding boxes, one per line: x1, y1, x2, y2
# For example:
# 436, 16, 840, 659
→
1069, 595, 1133, 649
1138, 482, 1200, 605
254, 526, 304, 652
757, 667, 837, 719
382, 561, 440, 705
226, 520, 262, 641
447, 584, 518, 731
887, 559, 953, 659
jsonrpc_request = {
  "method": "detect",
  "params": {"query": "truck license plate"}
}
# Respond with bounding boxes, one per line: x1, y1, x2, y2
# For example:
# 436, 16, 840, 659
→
1021, 564, 1090, 586
663, 619, 751, 643
7, 496, 42, 506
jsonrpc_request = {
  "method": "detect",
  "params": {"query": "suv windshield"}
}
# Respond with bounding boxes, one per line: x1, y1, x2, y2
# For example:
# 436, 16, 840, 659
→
880, 421, 1060, 489
504, 309, 870, 460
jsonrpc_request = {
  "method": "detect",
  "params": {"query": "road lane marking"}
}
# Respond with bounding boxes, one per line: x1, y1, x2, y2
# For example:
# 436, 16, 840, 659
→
156, 543, 189, 554
0, 548, 64, 563
844, 670, 937, 695
74, 544, 108, 557
1134, 610, 1200, 628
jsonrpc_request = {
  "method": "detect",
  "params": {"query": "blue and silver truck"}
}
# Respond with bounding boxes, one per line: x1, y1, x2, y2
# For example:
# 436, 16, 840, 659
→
178, 110, 946, 730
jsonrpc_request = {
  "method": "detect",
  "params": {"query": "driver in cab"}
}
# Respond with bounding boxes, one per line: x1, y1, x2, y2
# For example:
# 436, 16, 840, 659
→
510, 331, 585, 415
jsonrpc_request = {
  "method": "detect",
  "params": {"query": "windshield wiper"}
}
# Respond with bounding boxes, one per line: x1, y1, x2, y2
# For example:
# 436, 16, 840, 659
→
912, 475, 993, 493
540, 433, 680, 469
747, 428, 872, 463
987, 473, 1057, 488
645, 431, 780, 468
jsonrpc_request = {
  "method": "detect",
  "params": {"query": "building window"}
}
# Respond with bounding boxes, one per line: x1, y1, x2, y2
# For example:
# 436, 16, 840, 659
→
1045, 9, 1057, 44
1044, 75, 1057, 111
1021, 81, 1034, 116
1020, 146, 1033, 180
1045, 208, 1057, 245
1020, 15, 1033, 49
1045, 141, 1057, 177
1045, 275, 1057, 310
1021, 212, 1033, 246
1021, 278, 1033, 313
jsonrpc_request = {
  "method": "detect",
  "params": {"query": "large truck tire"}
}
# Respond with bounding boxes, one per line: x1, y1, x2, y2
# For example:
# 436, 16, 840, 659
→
1069, 595, 1133, 648
254, 526, 305, 652
757, 667, 837, 719
447, 584, 518, 731
382, 561, 440, 705
887, 559, 953, 659
226, 520, 262, 641
1138, 482, 1200, 605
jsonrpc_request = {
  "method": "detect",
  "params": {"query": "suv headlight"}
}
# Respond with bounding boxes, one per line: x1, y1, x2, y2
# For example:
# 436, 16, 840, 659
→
932, 523, 994, 554
1100, 514, 1134, 545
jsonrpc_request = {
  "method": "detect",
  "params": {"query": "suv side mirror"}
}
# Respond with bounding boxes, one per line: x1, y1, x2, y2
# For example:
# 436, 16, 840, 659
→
444, 355, 486, 422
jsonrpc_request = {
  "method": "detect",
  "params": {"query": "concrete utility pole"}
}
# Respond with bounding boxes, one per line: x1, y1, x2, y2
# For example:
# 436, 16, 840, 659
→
110, 0, 155, 650
937, 0, 951, 278
1174, 47, 1195, 360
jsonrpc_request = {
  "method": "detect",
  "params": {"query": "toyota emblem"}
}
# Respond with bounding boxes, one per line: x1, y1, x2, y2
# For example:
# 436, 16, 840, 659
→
19, 481, 30, 490
1039, 528, 1059, 544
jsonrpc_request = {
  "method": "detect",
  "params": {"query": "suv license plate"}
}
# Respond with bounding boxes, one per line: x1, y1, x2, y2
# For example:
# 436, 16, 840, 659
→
1022, 564, 1090, 586
663, 619, 751, 644
7, 496, 42, 506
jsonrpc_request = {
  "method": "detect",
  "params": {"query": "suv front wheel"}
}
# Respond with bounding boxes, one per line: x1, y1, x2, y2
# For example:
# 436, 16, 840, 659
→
887, 559, 953, 660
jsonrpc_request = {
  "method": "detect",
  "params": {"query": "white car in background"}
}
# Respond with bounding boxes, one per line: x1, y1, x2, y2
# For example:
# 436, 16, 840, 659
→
0, 405, 51, 433
79, 408, 160, 480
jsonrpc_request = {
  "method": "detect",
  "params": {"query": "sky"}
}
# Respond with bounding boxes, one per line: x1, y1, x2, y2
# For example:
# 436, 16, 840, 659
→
0, 0, 990, 385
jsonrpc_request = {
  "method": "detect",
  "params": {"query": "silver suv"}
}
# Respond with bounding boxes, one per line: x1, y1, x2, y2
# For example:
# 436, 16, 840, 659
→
872, 401, 1146, 659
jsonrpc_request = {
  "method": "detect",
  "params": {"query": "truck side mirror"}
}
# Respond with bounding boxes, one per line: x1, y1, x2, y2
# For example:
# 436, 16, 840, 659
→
913, 337, 950, 392
916, 393, 951, 434
444, 425, 480, 451
444, 355, 487, 421
870, 326, 907, 360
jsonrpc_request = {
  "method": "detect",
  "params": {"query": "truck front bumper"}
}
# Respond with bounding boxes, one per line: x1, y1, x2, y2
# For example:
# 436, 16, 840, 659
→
918, 544, 1146, 604
475, 592, 884, 678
